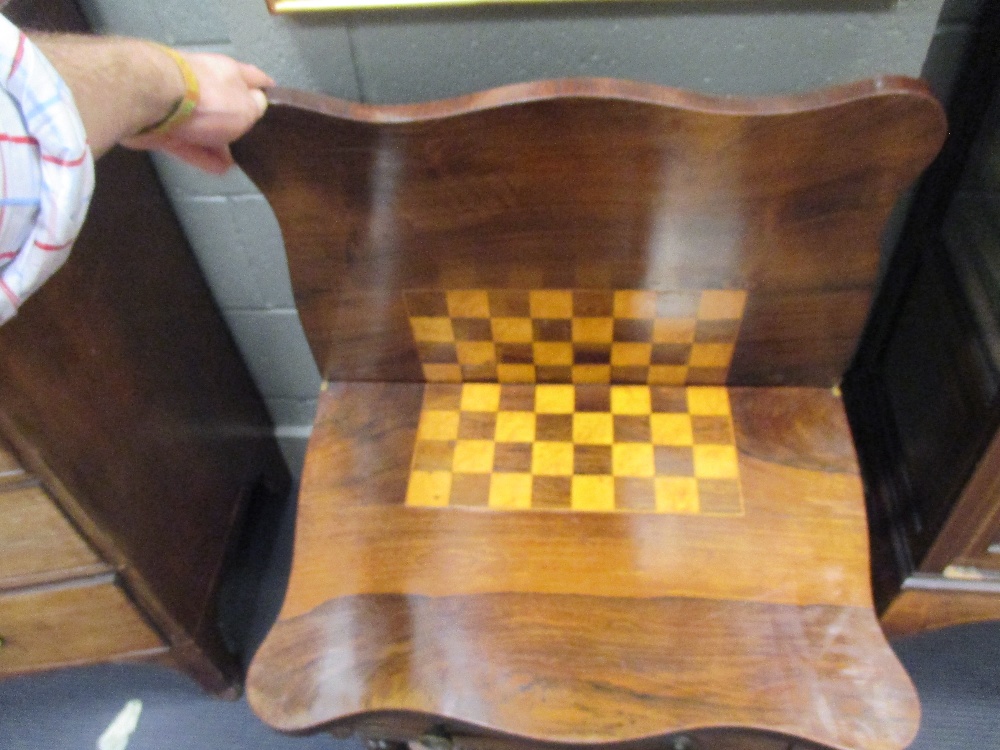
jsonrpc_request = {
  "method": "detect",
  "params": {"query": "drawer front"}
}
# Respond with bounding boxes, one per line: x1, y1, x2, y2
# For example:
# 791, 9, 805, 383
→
970, 528, 1000, 572
0, 578, 165, 673
0, 484, 107, 589
0, 441, 26, 488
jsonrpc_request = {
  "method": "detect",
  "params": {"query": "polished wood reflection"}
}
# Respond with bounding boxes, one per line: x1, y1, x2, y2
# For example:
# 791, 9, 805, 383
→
234, 77, 946, 388
404, 384, 743, 513
403, 288, 747, 384
251, 384, 916, 750
234, 76, 946, 749
279, 387, 870, 614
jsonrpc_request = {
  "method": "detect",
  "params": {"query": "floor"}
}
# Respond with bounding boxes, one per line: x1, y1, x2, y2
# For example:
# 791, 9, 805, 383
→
1, 486, 998, 750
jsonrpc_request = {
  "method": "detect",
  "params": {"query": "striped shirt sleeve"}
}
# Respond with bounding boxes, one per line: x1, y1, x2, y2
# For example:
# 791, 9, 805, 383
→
0, 14, 94, 325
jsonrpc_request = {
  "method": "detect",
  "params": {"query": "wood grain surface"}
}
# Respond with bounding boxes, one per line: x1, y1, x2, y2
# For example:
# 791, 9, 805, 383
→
0, 0, 289, 697
921, 407, 1000, 574
234, 77, 945, 387
253, 593, 910, 747
285, 386, 869, 612
236, 77, 946, 748
881, 586, 1000, 637
0, 442, 24, 487
0, 485, 108, 590
249, 385, 918, 749
0, 577, 166, 673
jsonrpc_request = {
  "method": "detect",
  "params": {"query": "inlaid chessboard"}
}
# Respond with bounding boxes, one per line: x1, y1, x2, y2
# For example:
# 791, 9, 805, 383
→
406, 383, 743, 515
405, 289, 747, 385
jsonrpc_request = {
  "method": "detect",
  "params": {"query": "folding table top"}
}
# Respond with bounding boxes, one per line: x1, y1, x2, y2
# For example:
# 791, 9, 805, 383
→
233, 76, 945, 749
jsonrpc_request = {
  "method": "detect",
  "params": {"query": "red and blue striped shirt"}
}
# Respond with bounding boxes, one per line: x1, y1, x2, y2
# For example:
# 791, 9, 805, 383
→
0, 14, 94, 325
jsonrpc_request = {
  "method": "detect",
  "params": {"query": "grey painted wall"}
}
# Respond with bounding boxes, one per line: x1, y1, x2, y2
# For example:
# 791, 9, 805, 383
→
76, 0, 976, 478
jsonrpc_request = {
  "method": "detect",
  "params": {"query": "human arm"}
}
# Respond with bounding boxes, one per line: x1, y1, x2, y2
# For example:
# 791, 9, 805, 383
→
0, 25, 273, 324
29, 33, 273, 173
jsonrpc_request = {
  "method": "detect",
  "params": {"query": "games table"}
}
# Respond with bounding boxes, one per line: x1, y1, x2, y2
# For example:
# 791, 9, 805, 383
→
233, 76, 945, 750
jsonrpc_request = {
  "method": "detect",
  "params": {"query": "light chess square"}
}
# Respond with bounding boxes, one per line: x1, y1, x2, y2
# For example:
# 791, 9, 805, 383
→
406, 383, 744, 515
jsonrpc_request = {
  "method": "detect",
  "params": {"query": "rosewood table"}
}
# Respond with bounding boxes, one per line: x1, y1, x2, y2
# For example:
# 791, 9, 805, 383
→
233, 76, 946, 750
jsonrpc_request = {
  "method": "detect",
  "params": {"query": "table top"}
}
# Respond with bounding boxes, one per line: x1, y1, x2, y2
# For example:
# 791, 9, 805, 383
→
248, 384, 919, 750
235, 75, 945, 748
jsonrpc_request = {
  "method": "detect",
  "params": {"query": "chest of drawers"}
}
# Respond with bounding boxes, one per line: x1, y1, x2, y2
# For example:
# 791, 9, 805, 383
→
0, 143, 288, 697
0, 0, 288, 695
0, 452, 165, 672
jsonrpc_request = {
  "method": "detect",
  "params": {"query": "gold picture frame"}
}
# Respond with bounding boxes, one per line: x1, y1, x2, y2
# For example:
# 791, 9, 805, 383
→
268, 0, 622, 10
267, 0, 887, 14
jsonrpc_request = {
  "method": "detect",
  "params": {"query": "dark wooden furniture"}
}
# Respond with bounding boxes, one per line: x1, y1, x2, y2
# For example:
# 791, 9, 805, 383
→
844, 4, 1000, 637
234, 77, 945, 748
0, 0, 289, 697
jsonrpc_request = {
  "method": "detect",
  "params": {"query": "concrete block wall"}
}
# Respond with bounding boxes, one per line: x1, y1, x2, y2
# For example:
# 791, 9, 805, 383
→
76, 0, 976, 478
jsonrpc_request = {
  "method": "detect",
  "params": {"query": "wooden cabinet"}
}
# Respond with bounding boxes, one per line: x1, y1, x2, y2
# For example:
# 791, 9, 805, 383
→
844, 4, 1000, 636
0, 575, 165, 674
0, 147, 289, 694
0, 0, 289, 695
0, 437, 168, 675
0, 438, 175, 676
0, 481, 107, 588
0, 443, 24, 484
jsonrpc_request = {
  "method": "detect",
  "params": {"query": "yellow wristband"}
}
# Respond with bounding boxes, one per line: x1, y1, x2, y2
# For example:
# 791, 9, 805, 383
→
140, 45, 200, 136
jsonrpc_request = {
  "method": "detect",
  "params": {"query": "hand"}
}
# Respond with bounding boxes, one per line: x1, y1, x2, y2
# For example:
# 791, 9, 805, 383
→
123, 52, 274, 175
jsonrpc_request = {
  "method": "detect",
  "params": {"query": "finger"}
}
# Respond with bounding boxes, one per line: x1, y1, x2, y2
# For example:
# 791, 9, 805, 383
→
239, 62, 275, 90
163, 141, 235, 175
250, 89, 268, 119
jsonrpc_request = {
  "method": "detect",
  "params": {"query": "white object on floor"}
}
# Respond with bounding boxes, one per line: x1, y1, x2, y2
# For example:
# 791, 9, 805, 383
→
97, 699, 142, 750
